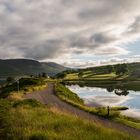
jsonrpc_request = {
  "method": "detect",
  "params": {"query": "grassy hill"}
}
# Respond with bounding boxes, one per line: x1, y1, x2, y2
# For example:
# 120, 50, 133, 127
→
0, 59, 68, 78
57, 62, 140, 81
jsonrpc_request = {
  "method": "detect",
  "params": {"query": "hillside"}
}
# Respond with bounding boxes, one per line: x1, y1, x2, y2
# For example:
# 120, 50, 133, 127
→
86, 62, 140, 77
0, 59, 68, 77
58, 62, 140, 81
42, 62, 68, 76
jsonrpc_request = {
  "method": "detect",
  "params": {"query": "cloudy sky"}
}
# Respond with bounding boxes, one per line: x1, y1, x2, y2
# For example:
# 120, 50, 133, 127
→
0, 0, 140, 67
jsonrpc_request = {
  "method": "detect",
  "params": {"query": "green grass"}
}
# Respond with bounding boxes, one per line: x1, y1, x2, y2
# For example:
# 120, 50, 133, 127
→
86, 73, 116, 79
64, 72, 130, 82
0, 99, 138, 140
65, 73, 79, 79
56, 83, 84, 105
65, 72, 117, 80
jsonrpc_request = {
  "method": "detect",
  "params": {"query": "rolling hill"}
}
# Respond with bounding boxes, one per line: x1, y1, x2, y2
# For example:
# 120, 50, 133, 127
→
59, 62, 140, 81
0, 59, 68, 78
89, 62, 140, 78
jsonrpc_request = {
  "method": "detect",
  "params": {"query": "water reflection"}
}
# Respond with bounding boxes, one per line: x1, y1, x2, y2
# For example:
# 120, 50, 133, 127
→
114, 89, 129, 96
64, 81, 140, 92
65, 82, 131, 97
106, 87, 129, 96
106, 87, 114, 92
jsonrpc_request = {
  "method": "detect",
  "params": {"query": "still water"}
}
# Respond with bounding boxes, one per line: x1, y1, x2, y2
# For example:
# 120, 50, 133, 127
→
67, 85, 140, 119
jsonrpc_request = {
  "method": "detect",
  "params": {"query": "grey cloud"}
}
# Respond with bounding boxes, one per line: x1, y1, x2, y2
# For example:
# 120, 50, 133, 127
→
0, 0, 140, 60
90, 32, 117, 47
127, 16, 140, 34
78, 0, 140, 21
19, 39, 65, 60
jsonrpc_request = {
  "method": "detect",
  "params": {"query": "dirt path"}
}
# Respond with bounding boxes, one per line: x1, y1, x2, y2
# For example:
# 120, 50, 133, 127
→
24, 83, 140, 139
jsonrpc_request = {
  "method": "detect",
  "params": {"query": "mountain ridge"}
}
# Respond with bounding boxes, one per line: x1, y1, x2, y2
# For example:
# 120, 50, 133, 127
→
0, 59, 68, 77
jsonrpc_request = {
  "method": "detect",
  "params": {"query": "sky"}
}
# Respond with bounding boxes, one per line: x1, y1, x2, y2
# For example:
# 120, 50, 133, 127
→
0, 0, 140, 68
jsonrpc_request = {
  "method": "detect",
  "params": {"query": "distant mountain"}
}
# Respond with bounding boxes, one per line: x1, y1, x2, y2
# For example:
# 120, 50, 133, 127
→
41, 62, 68, 76
0, 59, 68, 77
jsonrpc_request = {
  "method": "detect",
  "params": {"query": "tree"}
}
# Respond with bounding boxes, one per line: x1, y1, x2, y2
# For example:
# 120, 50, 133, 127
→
56, 72, 66, 79
78, 71, 83, 78
38, 74, 41, 78
106, 65, 114, 73
114, 64, 128, 75
6, 77, 15, 83
42, 72, 47, 78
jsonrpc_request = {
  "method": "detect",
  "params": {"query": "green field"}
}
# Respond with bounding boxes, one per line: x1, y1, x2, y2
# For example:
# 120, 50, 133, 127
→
65, 72, 118, 80
57, 62, 140, 82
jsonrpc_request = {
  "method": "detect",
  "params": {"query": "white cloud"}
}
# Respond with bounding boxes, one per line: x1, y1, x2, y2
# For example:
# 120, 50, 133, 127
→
59, 56, 140, 68
0, 0, 140, 61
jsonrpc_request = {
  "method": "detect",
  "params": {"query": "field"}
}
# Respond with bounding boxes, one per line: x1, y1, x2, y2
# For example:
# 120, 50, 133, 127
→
64, 71, 130, 81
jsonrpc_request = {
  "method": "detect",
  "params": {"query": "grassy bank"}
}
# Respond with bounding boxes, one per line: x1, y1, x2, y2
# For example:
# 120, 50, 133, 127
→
55, 83, 84, 105
0, 78, 47, 99
55, 83, 128, 118
0, 99, 138, 140
55, 83, 140, 129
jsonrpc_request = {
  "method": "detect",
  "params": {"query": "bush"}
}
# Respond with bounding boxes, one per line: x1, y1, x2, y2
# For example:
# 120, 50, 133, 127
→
0, 78, 45, 98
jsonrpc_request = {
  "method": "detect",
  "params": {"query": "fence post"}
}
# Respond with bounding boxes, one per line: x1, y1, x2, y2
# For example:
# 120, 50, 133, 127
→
107, 106, 110, 117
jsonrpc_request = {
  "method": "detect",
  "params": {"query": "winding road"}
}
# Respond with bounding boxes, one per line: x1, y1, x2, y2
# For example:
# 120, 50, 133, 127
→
24, 83, 140, 139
